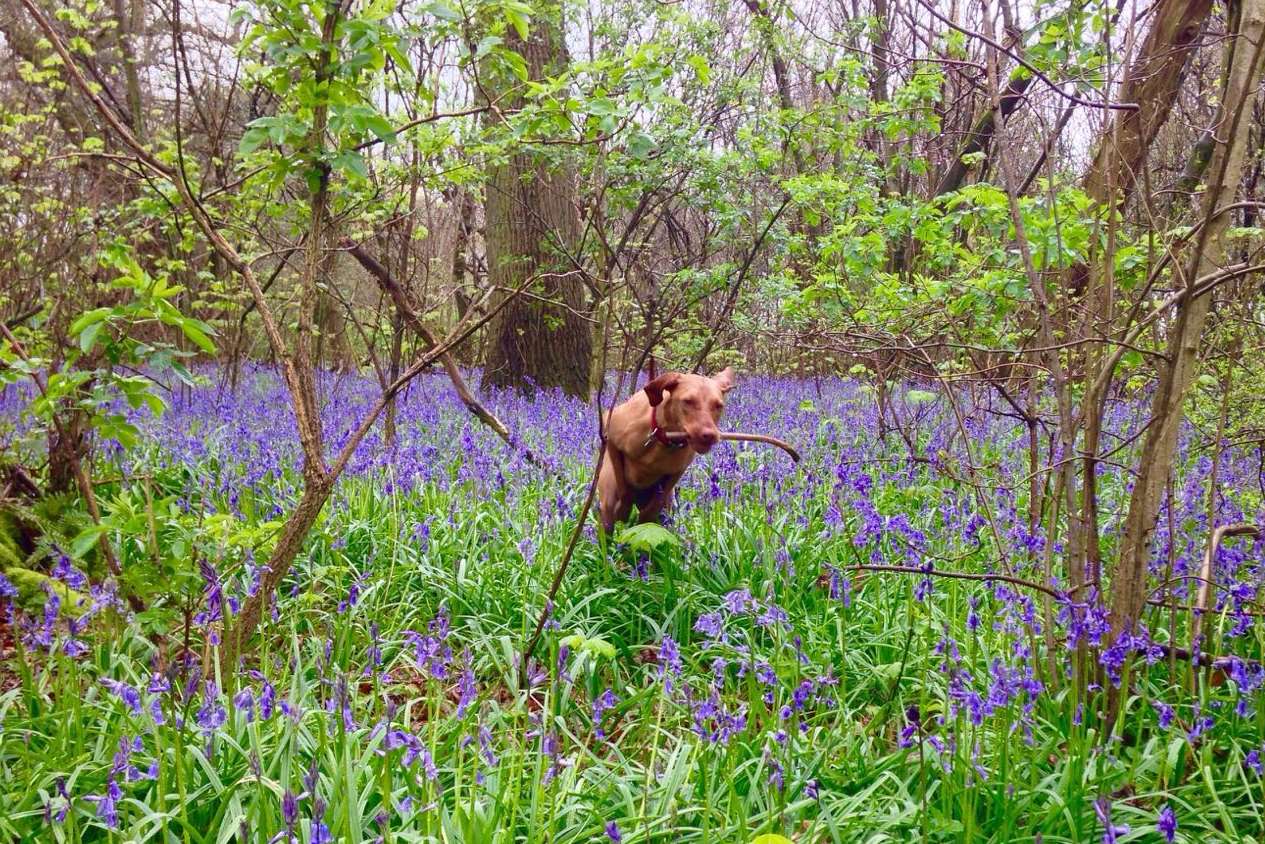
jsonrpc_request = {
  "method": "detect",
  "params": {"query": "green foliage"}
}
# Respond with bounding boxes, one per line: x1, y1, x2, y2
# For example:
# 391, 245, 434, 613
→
1, 240, 209, 457
615, 521, 681, 562
3, 415, 1262, 842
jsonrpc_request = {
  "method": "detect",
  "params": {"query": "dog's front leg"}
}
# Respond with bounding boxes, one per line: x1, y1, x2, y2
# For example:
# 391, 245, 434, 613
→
597, 447, 632, 534
636, 473, 682, 525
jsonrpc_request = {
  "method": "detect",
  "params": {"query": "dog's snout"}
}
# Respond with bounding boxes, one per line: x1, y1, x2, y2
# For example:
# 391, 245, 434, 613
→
696, 430, 719, 448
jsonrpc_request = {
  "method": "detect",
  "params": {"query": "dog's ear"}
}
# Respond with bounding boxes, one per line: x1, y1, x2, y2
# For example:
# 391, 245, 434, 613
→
643, 372, 681, 406
713, 367, 736, 393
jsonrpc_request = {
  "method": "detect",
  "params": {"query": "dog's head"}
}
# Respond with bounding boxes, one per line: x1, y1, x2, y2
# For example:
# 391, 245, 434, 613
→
643, 368, 735, 454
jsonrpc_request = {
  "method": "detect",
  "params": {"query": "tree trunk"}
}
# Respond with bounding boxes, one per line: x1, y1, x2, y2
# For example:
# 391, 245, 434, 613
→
1067, 0, 1214, 295
1081, 0, 1214, 208
47, 407, 87, 496
1109, 0, 1265, 645
480, 6, 592, 400
315, 287, 356, 373
111, 0, 146, 139
384, 312, 403, 449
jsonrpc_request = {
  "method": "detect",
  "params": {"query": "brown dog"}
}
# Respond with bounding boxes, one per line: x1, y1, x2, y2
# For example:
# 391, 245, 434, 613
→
597, 368, 735, 534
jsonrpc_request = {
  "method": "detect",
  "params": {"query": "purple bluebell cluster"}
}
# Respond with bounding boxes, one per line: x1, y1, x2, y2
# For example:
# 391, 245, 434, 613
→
3, 365, 1264, 839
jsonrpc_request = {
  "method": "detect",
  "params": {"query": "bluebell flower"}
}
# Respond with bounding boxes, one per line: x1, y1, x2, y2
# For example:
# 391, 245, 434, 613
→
233, 686, 255, 722
1153, 699, 1174, 729
43, 779, 70, 825
693, 611, 725, 641
1094, 798, 1128, 844
101, 678, 143, 715
593, 688, 618, 739
1156, 805, 1176, 843
765, 754, 784, 791
658, 636, 682, 692
51, 553, 88, 590
723, 588, 752, 614
0, 573, 16, 602
310, 798, 332, 844
196, 682, 227, 737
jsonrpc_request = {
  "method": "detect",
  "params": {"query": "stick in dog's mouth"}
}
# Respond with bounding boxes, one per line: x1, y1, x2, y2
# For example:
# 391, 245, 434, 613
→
662, 431, 800, 463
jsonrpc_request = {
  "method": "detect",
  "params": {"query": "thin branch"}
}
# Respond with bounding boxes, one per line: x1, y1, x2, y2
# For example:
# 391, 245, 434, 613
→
915, 0, 1138, 111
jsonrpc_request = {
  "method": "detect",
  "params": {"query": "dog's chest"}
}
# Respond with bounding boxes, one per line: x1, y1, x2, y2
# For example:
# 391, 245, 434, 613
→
624, 446, 695, 489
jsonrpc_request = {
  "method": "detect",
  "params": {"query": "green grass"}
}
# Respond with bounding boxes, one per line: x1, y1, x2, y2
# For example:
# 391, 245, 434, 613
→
2, 436, 1264, 844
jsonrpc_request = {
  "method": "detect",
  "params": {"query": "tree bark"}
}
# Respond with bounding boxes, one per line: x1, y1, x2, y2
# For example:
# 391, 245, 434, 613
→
111, 0, 146, 139
1067, 0, 1214, 295
480, 6, 592, 400
1109, 0, 1265, 646
1081, 0, 1214, 208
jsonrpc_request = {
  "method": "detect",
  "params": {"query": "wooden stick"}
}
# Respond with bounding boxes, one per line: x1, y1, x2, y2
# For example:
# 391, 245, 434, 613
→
663, 430, 801, 463
1190, 523, 1261, 655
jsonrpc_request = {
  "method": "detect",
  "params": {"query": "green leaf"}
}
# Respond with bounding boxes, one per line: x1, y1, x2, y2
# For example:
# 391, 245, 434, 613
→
615, 523, 680, 554
363, 113, 397, 144
179, 319, 217, 354
383, 39, 413, 74
238, 126, 269, 155
70, 524, 105, 559
333, 150, 369, 180
170, 360, 196, 387
504, 3, 530, 40
584, 636, 616, 659
79, 320, 104, 353
69, 307, 112, 336
495, 47, 528, 81
426, 1, 461, 22
560, 633, 616, 659
626, 131, 654, 159
304, 166, 324, 195
474, 35, 502, 60
686, 54, 711, 85
142, 391, 166, 416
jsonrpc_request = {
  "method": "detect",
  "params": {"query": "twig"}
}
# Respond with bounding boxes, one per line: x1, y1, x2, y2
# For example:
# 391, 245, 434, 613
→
1190, 523, 1261, 652
915, 0, 1138, 111
339, 238, 547, 469
662, 430, 800, 462
844, 563, 1067, 601
3, 306, 41, 330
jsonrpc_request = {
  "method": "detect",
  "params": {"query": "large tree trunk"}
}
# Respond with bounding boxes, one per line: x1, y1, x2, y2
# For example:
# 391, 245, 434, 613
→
1109, 0, 1265, 646
480, 6, 592, 400
1081, 0, 1214, 208
1066, 0, 1215, 296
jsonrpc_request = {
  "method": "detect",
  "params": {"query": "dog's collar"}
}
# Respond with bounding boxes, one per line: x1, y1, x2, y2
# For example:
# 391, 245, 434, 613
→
649, 404, 685, 448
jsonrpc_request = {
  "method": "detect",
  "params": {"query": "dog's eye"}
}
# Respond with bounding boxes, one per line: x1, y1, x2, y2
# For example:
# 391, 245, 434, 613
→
713, 402, 724, 412
684, 397, 698, 407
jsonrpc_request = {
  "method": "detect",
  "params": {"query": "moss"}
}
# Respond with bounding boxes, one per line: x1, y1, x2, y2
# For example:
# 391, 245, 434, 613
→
1, 505, 90, 616
2, 566, 89, 616
0, 508, 22, 572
